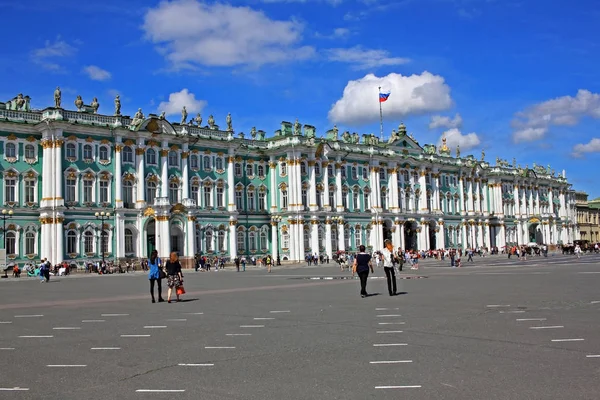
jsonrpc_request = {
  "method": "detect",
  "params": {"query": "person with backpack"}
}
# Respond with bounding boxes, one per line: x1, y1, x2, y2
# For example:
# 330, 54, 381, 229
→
265, 254, 273, 273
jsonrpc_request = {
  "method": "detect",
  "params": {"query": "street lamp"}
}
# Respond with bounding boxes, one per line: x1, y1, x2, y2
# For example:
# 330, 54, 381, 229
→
95, 211, 110, 267
1, 209, 14, 249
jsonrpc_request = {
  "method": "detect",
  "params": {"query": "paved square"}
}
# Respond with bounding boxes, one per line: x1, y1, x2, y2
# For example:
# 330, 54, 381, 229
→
1, 254, 600, 399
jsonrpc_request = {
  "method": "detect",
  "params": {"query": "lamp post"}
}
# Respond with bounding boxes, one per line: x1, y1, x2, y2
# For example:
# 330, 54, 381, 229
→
1, 209, 14, 249
95, 211, 110, 267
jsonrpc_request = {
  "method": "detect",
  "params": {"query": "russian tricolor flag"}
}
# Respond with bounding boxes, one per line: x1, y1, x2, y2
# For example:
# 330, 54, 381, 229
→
379, 92, 390, 103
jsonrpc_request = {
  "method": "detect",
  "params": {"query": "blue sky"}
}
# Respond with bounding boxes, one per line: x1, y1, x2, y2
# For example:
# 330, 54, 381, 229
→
1, 0, 599, 197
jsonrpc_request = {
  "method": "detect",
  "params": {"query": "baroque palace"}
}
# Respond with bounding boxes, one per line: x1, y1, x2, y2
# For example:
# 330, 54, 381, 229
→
0, 90, 579, 265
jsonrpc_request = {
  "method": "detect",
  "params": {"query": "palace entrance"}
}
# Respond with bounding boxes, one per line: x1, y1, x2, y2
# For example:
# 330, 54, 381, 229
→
528, 218, 543, 244
146, 219, 156, 256
428, 220, 437, 250
404, 221, 417, 250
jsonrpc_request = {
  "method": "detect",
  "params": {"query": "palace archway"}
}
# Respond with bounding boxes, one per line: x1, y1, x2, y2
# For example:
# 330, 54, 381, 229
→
404, 220, 417, 250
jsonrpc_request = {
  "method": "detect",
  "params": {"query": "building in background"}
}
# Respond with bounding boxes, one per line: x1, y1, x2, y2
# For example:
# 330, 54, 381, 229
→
0, 91, 579, 265
575, 192, 600, 244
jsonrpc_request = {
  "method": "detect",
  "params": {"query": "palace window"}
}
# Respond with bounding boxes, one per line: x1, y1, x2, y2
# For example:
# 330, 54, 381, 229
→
215, 157, 223, 170
190, 183, 199, 204
249, 232, 257, 251
83, 144, 93, 161
218, 230, 226, 252
146, 149, 157, 165
204, 230, 212, 252
169, 182, 179, 204
24, 179, 36, 204
5, 142, 16, 158
203, 156, 211, 170
351, 166, 358, 180
247, 191, 255, 211
304, 230, 310, 250
66, 143, 76, 159
25, 144, 35, 159
84, 231, 94, 254
405, 192, 411, 211
317, 191, 323, 208
168, 151, 178, 167
353, 191, 359, 210
327, 164, 334, 177
329, 191, 335, 208
67, 231, 77, 254
125, 229, 134, 254
25, 231, 36, 255
235, 190, 243, 210
6, 232, 16, 255
5, 177, 16, 203
66, 178, 76, 202
355, 229, 361, 249
123, 181, 134, 208
281, 189, 288, 209
345, 228, 351, 249
282, 232, 290, 249
235, 163, 242, 177
342, 191, 348, 209
246, 163, 253, 177
260, 231, 268, 251
300, 162, 307, 176
258, 190, 266, 211
100, 180, 110, 204
83, 179, 94, 203
190, 154, 199, 169
101, 230, 109, 254
123, 146, 133, 163
280, 162, 287, 176
216, 187, 224, 208
146, 181, 157, 205
237, 231, 245, 252
341, 166, 346, 179
315, 163, 321, 176
203, 185, 212, 208
301, 189, 308, 208
379, 169, 386, 181
99, 146, 109, 162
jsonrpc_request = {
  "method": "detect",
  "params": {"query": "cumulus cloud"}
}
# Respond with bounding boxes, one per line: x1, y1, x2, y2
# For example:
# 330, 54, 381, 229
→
142, 0, 315, 69
328, 72, 453, 125
511, 89, 600, 143
326, 46, 410, 70
30, 37, 77, 72
437, 128, 480, 151
83, 65, 111, 81
571, 138, 600, 158
157, 89, 207, 116
315, 28, 351, 39
429, 113, 463, 129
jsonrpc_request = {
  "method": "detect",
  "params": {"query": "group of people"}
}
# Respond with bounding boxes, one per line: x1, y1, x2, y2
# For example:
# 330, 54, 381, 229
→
352, 239, 405, 298
148, 250, 185, 304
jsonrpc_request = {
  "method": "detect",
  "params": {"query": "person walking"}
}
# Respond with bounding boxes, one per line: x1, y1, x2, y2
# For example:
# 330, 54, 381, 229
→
148, 250, 164, 303
381, 239, 397, 296
265, 254, 273, 273
165, 252, 184, 303
353, 245, 373, 298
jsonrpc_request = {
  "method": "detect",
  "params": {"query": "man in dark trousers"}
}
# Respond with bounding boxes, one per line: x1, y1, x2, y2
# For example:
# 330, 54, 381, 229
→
381, 239, 397, 296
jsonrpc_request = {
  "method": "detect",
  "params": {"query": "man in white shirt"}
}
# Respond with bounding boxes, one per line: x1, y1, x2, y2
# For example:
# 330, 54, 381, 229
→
381, 239, 397, 296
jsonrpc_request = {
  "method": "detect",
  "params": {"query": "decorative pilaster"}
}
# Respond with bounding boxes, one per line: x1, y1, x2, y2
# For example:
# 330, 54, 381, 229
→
393, 219, 402, 248
54, 136, 64, 207
115, 212, 125, 259
269, 158, 277, 211
182, 146, 190, 200
337, 219, 345, 252
288, 217, 297, 261
322, 161, 330, 211
458, 176, 465, 215
54, 215, 64, 263
186, 215, 196, 257
437, 220, 445, 249
115, 142, 123, 208
325, 219, 333, 258
298, 218, 305, 261
370, 162, 381, 211
229, 218, 237, 259
418, 168, 428, 214
388, 166, 399, 213
335, 161, 344, 212
308, 159, 318, 211
228, 154, 236, 211
160, 144, 169, 199
41, 137, 54, 208
135, 142, 146, 208
310, 218, 319, 256
271, 220, 279, 259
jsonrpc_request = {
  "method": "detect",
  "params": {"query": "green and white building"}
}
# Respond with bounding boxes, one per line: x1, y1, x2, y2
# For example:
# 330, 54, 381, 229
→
0, 92, 579, 265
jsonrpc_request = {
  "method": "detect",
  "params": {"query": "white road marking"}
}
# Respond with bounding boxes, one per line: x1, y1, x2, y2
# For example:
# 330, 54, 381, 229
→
586, 355, 600, 358
19, 335, 53, 338
101, 314, 129, 317
378, 322, 405, 325
186, 312, 204, 315
166, 319, 187, 322
591, 301, 600, 304
0, 348, 15, 350
136, 390, 186, 393
240, 325, 264, 328
551, 338, 585, 342
377, 331, 404, 334
0, 388, 29, 391
377, 315, 402, 317
120, 334, 151, 338
376, 308, 399, 311
578, 272, 600, 274
178, 363, 214, 367
144, 326, 167, 329
530, 326, 564, 330
499, 310, 525, 314
205, 346, 235, 349
370, 360, 413, 364
53, 327, 81, 330
373, 343, 408, 347
14, 314, 43, 318
91, 347, 121, 350
375, 385, 421, 389
82, 320, 105, 323
0, 321, 12, 324
486, 305, 511, 308
269, 310, 290, 313
47, 365, 87, 368
517, 318, 546, 322
226, 333, 252, 336
253, 317, 275, 320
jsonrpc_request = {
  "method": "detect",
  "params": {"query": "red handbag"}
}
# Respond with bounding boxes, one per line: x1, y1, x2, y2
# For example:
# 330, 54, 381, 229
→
176, 286, 186, 295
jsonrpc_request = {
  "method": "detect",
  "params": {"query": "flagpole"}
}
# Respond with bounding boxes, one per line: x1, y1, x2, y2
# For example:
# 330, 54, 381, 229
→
378, 86, 384, 141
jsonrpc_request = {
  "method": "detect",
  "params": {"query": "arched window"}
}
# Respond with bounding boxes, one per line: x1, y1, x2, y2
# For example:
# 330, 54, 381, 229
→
66, 143, 76, 159
25, 231, 36, 255
215, 157, 223, 170
169, 182, 179, 204
24, 144, 35, 159
282, 232, 290, 249
6, 231, 16, 254
146, 181, 157, 205
281, 189, 288, 209
146, 148, 156, 165
99, 146, 109, 162
237, 231, 245, 252
83, 144, 93, 160
84, 231, 94, 254
206, 230, 213, 251
124, 229, 134, 254
123, 181, 133, 208
66, 231, 77, 254
249, 231, 257, 251
303, 230, 310, 251
123, 146, 133, 163
218, 230, 226, 252
190, 154, 199, 169
168, 150, 178, 167
5, 142, 16, 158
260, 230, 268, 251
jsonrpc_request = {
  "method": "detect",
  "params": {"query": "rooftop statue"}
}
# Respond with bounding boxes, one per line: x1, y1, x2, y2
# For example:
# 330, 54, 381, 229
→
181, 106, 187, 125
294, 118, 301, 136
333, 124, 338, 139
159, 111, 166, 120
114, 95, 121, 116
91, 97, 100, 114
513, 158, 517, 167
398, 122, 407, 136
131, 108, 145, 129
455, 145, 461, 158
208, 114, 216, 129
54, 87, 61, 108
481, 149, 485, 161
194, 113, 202, 126
388, 129, 401, 144
74, 95, 84, 111
15, 93, 25, 110
250, 126, 257, 139
226, 112, 233, 132
304, 125, 316, 138
341, 131, 351, 143
6, 93, 31, 111
423, 144, 436, 155
439, 137, 450, 155
351, 132, 359, 144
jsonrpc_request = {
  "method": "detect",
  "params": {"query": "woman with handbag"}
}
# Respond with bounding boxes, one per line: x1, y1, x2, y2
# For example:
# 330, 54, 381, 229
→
148, 250, 165, 303
166, 252, 184, 303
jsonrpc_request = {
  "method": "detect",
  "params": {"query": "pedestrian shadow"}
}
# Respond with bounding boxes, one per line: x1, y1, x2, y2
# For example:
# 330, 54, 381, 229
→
178, 298, 199, 303
392, 292, 408, 296
366, 293, 381, 297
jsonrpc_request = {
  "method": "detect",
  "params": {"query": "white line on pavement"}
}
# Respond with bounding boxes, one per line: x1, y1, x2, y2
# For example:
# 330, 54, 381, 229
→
18, 335, 53, 338
370, 360, 413, 364
486, 305, 511, 308
14, 314, 43, 318
166, 319, 187, 322
53, 327, 81, 330
253, 318, 275, 320
551, 339, 585, 342
101, 314, 129, 317
499, 311, 525, 314
0, 388, 29, 391
120, 335, 151, 338
144, 326, 167, 329
0, 348, 15, 350
591, 301, 600, 304
578, 272, 600, 274
373, 344, 408, 347
47, 365, 86, 368
178, 364, 214, 367
186, 312, 204, 315
82, 320, 105, 323
586, 355, 600, 358
375, 385, 421, 389
226, 333, 252, 336
240, 325, 264, 328
205, 346, 235, 349
0, 321, 12, 324
136, 390, 186, 393
516, 318, 546, 321
376, 308, 399, 311
91, 347, 121, 350
377, 315, 402, 317
530, 326, 564, 329
377, 331, 404, 334
269, 310, 290, 313
378, 322, 405, 325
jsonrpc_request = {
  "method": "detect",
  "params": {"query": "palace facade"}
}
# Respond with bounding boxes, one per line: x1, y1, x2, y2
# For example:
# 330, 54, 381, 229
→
0, 92, 579, 265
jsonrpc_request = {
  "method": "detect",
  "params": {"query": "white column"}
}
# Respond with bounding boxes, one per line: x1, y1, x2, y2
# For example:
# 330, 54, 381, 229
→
155, 216, 170, 259
371, 162, 381, 210
559, 191, 566, 218
298, 219, 306, 261
393, 220, 402, 248
39, 220, 49, 262
186, 216, 195, 257
227, 155, 236, 211
461, 222, 467, 249
309, 159, 317, 211
437, 221, 446, 249
115, 143, 123, 208
115, 212, 124, 259
289, 219, 296, 261
389, 166, 399, 213
513, 184, 520, 217
136, 143, 145, 207
335, 161, 343, 212
54, 215, 64, 263
325, 221, 333, 259
467, 177, 474, 214
323, 161, 330, 211
182, 146, 189, 200
229, 220, 237, 259
137, 217, 144, 258
370, 222, 378, 249
287, 154, 296, 211
482, 181, 489, 214
418, 168, 427, 213
54, 137, 64, 207
269, 158, 277, 211
432, 171, 440, 213
484, 221, 490, 247
337, 222, 345, 252
160, 145, 169, 199
271, 221, 279, 259
459, 176, 465, 215
310, 219, 319, 256
41, 140, 51, 202
399, 222, 406, 250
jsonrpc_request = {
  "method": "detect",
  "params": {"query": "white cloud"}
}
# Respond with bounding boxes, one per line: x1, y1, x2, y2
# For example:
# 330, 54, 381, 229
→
30, 37, 77, 72
326, 46, 410, 70
142, 0, 315, 69
438, 128, 480, 151
512, 89, 600, 143
83, 65, 111, 81
571, 138, 600, 158
157, 89, 207, 116
328, 72, 453, 125
429, 113, 463, 129
315, 28, 351, 39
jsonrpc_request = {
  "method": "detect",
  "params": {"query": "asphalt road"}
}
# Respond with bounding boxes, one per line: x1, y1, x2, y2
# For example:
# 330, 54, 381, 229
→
1, 253, 599, 399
